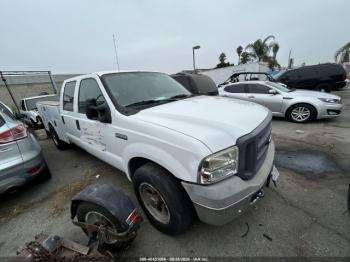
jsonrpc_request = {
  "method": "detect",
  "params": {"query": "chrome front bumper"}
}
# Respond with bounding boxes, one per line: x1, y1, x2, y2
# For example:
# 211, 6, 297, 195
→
182, 140, 276, 226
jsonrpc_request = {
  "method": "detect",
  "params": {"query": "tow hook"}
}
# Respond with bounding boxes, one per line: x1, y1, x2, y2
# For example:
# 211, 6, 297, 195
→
250, 189, 264, 206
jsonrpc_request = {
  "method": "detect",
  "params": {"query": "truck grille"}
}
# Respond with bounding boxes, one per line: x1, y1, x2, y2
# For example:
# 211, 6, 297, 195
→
236, 113, 272, 180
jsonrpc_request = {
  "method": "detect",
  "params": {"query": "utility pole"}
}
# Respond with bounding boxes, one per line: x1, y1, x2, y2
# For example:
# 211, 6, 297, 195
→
113, 34, 120, 72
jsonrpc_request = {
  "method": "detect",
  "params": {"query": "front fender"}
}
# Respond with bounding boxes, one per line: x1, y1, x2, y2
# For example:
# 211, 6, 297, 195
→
71, 184, 136, 232
123, 142, 197, 182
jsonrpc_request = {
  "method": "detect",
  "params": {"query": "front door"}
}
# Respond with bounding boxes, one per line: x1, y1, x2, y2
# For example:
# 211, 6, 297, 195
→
246, 84, 283, 113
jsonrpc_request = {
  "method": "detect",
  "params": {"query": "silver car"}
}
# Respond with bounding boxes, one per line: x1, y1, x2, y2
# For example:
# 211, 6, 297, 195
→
219, 81, 343, 123
0, 102, 50, 194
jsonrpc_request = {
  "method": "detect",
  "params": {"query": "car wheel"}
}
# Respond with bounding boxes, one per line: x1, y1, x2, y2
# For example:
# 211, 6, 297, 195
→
287, 103, 316, 123
49, 125, 68, 150
133, 162, 195, 235
38, 166, 52, 181
36, 116, 44, 128
316, 83, 331, 93
76, 202, 134, 252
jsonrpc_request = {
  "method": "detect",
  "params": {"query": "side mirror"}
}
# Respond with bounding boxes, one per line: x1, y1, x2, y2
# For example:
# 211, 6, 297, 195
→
269, 89, 278, 95
86, 102, 111, 124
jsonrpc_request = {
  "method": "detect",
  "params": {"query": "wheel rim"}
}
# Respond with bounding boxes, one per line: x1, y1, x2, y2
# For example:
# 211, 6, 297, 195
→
291, 106, 310, 122
85, 211, 118, 244
139, 182, 170, 224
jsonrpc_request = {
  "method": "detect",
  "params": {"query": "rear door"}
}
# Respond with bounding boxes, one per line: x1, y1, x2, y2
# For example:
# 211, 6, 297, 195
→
246, 84, 283, 113
60, 80, 81, 144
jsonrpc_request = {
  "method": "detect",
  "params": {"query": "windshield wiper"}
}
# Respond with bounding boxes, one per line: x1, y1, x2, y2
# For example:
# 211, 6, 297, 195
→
125, 99, 162, 108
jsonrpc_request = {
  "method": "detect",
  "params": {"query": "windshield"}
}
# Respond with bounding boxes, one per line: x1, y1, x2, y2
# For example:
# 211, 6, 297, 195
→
0, 103, 15, 120
25, 95, 59, 110
272, 71, 285, 79
101, 72, 191, 107
266, 82, 291, 92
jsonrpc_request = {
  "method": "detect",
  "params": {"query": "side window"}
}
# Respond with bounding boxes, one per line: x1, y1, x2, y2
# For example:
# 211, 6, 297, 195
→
247, 84, 270, 94
21, 100, 26, 111
63, 81, 77, 111
224, 84, 246, 93
0, 115, 5, 127
78, 78, 106, 114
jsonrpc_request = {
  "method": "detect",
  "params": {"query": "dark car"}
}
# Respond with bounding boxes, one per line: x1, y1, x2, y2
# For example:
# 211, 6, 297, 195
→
171, 73, 218, 95
275, 63, 347, 92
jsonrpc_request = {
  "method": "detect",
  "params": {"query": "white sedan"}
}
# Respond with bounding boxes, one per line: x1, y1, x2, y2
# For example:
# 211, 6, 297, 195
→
219, 81, 342, 123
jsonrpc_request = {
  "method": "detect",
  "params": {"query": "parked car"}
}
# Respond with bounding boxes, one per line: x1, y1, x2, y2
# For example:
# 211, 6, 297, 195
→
0, 102, 50, 194
274, 63, 347, 92
37, 71, 278, 235
171, 73, 218, 95
20, 94, 59, 127
219, 81, 342, 123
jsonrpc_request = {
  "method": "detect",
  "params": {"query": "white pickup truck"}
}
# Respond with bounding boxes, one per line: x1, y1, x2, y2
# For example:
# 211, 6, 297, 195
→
37, 71, 278, 235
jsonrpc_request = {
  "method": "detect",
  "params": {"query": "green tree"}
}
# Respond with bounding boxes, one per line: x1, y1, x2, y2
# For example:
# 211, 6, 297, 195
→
335, 42, 350, 63
240, 52, 252, 64
216, 52, 230, 68
236, 45, 243, 64
245, 35, 280, 69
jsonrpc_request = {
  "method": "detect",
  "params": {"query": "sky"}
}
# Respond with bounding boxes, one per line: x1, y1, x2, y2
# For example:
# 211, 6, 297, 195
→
0, 0, 349, 74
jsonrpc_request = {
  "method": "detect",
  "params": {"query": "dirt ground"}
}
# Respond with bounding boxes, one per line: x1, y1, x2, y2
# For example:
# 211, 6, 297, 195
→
0, 89, 349, 259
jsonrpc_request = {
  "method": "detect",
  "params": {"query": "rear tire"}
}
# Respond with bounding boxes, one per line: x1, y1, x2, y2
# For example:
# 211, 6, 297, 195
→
36, 116, 44, 129
133, 162, 195, 235
76, 202, 134, 252
287, 103, 316, 123
316, 83, 331, 93
49, 125, 68, 150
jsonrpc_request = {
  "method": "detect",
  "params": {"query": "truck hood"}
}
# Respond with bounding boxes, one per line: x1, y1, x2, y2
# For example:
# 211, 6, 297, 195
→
131, 96, 269, 152
289, 90, 340, 99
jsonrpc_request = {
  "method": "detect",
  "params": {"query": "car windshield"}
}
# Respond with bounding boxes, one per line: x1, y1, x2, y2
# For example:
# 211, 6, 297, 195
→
25, 96, 59, 111
101, 72, 191, 108
272, 71, 285, 79
266, 82, 292, 92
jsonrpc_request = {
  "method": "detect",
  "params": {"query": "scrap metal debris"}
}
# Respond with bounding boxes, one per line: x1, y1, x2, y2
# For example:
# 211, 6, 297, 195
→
241, 222, 250, 238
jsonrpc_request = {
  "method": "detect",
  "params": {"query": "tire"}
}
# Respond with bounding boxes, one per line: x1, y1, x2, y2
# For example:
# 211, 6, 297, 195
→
287, 103, 317, 123
36, 116, 44, 129
38, 166, 52, 181
76, 202, 134, 252
49, 125, 68, 150
315, 83, 331, 93
133, 162, 195, 235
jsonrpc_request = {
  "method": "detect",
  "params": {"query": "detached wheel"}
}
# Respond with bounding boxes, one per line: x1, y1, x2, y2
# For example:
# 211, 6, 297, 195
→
49, 125, 67, 150
133, 162, 195, 235
287, 103, 316, 123
316, 83, 331, 93
76, 202, 133, 252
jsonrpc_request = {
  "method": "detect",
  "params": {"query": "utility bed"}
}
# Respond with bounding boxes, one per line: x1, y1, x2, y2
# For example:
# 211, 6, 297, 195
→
36, 101, 68, 143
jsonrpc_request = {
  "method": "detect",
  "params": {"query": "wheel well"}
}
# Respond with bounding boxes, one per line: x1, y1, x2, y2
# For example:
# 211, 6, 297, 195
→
286, 103, 318, 118
128, 157, 179, 182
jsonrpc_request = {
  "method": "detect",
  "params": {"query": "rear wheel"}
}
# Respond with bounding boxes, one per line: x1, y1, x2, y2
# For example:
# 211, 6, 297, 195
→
133, 162, 195, 235
36, 116, 44, 128
316, 83, 331, 93
49, 125, 68, 150
287, 103, 316, 123
76, 202, 134, 252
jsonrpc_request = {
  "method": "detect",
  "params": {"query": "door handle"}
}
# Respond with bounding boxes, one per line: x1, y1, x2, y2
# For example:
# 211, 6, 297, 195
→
75, 120, 80, 130
248, 95, 255, 98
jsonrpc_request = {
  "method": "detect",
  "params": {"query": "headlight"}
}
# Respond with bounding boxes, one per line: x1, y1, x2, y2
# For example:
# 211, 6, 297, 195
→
318, 98, 340, 103
198, 146, 239, 184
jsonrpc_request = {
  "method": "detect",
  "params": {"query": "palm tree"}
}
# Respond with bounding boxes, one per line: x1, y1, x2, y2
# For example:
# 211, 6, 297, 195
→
272, 43, 279, 60
335, 42, 350, 63
236, 45, 243, 64
240, 52, 252, 64
245, 35, 277, 62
